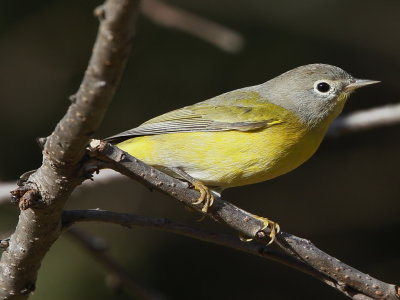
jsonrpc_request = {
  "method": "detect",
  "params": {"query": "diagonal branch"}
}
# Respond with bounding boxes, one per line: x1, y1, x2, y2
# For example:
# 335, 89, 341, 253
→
87, 141, 399, 300
142, 0, 244, 53
0, 1, 140, 299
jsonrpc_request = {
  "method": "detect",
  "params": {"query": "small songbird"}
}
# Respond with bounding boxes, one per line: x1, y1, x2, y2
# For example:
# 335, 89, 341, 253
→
105, 64, 378, 240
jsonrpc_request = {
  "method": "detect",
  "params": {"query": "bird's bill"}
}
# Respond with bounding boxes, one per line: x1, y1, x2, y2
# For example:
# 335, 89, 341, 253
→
345, 79, 380, 91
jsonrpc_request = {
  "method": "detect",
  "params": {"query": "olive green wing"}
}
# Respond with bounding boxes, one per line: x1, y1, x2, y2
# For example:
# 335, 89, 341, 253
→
105, 91, 283, 143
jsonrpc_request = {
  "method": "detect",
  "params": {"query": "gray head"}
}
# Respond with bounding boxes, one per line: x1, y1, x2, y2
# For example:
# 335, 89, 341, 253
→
256, 64, 378, 127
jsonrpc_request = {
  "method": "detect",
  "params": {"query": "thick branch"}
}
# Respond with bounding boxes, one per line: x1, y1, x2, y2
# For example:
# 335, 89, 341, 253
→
87, 141, 399, 300
0, 1, 140, 299
46, 2, 139, 165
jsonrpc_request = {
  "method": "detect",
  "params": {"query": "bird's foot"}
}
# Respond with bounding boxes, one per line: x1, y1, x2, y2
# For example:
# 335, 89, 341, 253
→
191, 180, 214, 213
240, 216, 280, 245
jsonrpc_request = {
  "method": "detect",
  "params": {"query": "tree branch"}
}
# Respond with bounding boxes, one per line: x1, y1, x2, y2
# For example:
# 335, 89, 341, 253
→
63, 209, 292, 259
142, 0, 244, 53
87, 141, 399, 300
62, 209, 345, 294
67, 228, 164, 300
328, 103, 400, 136
0, 1, 140, 299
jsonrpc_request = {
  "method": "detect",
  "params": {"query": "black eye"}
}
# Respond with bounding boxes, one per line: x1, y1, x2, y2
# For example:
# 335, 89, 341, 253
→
316, 82, 331, 93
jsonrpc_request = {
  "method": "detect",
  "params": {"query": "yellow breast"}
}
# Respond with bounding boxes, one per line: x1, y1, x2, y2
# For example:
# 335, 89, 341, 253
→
117, 116, 330, 189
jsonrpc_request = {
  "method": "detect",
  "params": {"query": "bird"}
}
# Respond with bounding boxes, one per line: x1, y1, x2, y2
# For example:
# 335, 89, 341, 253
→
105, 63, 378, 241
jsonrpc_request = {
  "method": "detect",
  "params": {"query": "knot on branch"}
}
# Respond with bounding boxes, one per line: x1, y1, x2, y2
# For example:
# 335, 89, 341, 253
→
0, 238, 10, 249
94, 5, 106, 20
69, 94, 77, 103
10, 188, 43, 210
36, 137, 47, 149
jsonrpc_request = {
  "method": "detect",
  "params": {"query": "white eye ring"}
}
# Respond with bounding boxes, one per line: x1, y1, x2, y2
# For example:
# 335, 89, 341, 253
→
314, 80, 333, 95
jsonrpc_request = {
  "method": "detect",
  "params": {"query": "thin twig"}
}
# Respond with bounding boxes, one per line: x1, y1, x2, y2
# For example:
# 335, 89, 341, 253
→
62, 209, 294, 261
62, 210, 339, 291
0, 1, 140, 299
61, 209, 382, 300
142, 0, 244, 53
87, 141, 399, 300
328, 103, 400, 136
67, 228, 164, 300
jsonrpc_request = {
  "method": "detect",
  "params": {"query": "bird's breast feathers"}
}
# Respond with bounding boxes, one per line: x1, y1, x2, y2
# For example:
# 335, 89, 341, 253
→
117, 112, 326, 188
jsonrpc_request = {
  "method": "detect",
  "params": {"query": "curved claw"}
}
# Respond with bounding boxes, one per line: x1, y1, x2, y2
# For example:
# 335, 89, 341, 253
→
258, 217, 280, 245
239, 217, 280, 245
239, 234, 254, 242
191, 181, 214, 213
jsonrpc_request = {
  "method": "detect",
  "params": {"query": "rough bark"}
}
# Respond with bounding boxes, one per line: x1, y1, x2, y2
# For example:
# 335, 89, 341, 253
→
0, 1, 140, 299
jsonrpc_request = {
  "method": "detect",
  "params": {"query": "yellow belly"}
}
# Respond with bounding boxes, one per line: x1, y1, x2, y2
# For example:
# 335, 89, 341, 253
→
117, 121, 328, 189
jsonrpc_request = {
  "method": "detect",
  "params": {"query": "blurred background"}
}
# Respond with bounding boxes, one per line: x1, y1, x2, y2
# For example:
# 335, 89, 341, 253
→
1, 0, 399, 299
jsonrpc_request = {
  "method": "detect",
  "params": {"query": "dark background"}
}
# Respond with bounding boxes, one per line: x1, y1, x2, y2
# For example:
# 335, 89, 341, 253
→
0, 0, 399, 299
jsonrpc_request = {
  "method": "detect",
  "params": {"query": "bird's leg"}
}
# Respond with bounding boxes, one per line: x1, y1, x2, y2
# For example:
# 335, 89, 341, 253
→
167, 168, 278, 243
168, 167, 214, 213
240, 216, 280, 245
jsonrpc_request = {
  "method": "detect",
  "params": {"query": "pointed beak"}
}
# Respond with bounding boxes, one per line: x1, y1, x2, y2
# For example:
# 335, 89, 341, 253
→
345, 78, 380, 92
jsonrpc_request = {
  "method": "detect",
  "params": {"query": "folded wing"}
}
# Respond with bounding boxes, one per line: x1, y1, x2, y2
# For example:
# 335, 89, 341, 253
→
105, 92, 283, 143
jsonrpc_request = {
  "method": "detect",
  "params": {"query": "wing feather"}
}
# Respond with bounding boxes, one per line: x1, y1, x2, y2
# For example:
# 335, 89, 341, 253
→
105, 91, 284, 143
